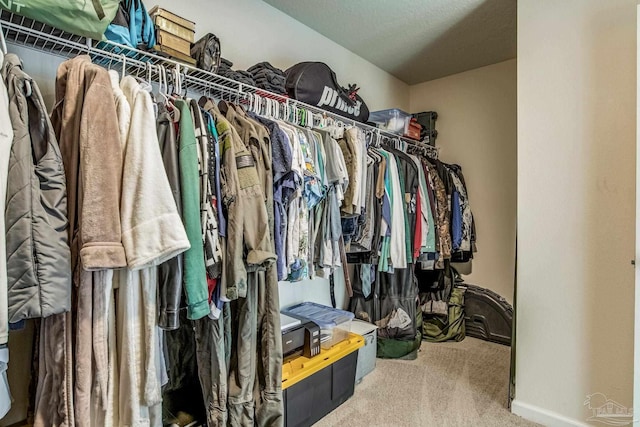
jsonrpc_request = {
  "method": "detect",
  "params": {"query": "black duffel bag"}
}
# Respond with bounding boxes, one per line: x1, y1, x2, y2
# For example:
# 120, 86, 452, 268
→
285, 62, 369, 123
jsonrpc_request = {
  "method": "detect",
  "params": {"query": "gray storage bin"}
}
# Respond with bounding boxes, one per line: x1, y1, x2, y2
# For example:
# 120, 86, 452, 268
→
351, 320, 378, 384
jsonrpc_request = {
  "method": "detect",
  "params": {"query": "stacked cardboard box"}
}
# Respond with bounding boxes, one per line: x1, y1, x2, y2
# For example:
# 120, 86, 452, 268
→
149, 6, 196, 65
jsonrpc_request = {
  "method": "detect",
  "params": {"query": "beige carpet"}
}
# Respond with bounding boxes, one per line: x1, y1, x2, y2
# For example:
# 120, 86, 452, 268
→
314, 337, 540, 427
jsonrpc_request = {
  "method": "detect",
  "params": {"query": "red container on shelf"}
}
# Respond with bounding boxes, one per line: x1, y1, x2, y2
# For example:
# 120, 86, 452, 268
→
404, 118, 422, 140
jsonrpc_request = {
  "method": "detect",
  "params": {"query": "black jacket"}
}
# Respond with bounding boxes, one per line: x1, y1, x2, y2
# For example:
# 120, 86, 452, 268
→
157, 103, 184, 330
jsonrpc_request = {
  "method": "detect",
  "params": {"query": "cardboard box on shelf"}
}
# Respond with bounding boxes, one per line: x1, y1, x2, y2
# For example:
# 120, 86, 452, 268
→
149, 6, 195, 32
156, 30, 191, 56
152, 44, 197, 66
153, 15, 195, 43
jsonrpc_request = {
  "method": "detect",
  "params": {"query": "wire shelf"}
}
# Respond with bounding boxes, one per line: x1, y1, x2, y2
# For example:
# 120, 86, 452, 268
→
0, 10, 438, 157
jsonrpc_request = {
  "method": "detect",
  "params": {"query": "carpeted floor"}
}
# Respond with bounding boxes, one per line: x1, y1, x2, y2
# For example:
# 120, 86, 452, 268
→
314, 337, 540, 427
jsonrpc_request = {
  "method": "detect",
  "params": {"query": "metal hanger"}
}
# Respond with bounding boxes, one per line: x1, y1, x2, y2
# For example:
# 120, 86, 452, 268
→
120, 54, 127, 80
257, 94, 265, 115
158, 65, 170, 106
265, 96, 272, 118
247, 93, 254, 113
181, 69, 188, 97
306, 110, 314, 129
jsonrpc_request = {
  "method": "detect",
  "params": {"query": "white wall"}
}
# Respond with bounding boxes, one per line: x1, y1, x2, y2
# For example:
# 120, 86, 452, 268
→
514, 1, 635, 425
409, 59, 517, 303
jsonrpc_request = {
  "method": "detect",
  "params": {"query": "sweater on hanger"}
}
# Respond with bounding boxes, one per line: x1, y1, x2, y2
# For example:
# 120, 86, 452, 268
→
120, 77, 189, 269
175, 99, 210, 320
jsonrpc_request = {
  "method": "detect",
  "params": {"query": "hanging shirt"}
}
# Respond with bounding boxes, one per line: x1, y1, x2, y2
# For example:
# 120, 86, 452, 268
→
377, 149, 394, 272
408, 154, 433, 255
356, 128, 369, 213
190, 100, 222, 280
298, 128, 323, 209
203, 112, 227, 238
423, 160, 438, 254
345, 127, 362, 212
386, 152, 407, 269
448, 166, 474, 252
427, 164, 452, 269
247, 114, 295, 280
353, 155, 376, 252
338, 128, 358, 215
275, 130, 298, 280
451, 190, 463, 251
175, 99, 211, 317
315, 129, 345, 275
156, 102, 185, 331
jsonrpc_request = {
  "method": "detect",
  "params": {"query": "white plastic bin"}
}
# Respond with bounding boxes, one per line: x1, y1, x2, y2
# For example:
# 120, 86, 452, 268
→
368, 108, 411, 135
281, 302, 354, 350
351, 319, 378, 384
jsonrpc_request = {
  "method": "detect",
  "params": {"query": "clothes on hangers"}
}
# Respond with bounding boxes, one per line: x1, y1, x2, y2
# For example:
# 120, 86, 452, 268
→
0, 46, 478, 424
156, 101, 184, 331
342, 133, 476, 353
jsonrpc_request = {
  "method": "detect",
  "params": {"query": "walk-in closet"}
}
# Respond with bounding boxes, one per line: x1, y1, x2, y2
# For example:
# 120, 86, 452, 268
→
0, 1, 636, 427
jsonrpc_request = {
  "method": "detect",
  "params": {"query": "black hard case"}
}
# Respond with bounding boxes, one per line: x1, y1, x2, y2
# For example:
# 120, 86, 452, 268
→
459, 284, 513, 346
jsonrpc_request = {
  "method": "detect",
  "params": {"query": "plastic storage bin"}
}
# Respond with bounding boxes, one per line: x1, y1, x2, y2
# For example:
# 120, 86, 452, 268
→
281, 302, 355, 349
282, 334, 364, 427
368, 108, 411, 135
350, 320, 377, 384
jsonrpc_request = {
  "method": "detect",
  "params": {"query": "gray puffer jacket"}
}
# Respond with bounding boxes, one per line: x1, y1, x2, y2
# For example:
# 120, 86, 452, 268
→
3, 53, 72, 322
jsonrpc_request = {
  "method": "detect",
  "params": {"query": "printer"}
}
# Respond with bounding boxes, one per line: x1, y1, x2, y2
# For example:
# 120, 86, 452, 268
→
281, 314, 321, 359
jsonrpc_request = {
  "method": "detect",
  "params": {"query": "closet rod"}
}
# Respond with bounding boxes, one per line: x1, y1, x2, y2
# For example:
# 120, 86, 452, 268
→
0, 10, 438, 158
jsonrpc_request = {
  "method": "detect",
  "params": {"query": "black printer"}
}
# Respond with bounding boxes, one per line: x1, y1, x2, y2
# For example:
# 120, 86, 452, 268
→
281, 314, 321, 359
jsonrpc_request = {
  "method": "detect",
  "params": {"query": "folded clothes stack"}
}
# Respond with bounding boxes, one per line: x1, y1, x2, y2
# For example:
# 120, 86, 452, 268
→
247, 62, 287, 95
234, 70, 256, 86
219, 57, 234, 71
217, 57, 256, 86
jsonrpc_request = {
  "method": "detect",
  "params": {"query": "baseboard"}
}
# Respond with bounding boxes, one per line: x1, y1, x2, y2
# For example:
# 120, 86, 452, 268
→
511, 400, 591, 427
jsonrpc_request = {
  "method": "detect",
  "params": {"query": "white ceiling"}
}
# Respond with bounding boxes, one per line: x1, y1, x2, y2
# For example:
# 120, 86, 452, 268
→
262, 0, 516, 85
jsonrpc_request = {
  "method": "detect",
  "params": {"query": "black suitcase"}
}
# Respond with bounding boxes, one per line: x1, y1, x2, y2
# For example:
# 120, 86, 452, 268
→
412, 111, 438, 145
457, 284, 512, 346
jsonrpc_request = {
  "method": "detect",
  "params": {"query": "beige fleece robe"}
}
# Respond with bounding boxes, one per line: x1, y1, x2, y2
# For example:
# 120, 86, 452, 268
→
90, 71, 132, 427
34, 55, 129, 427
115, 75, 189, 427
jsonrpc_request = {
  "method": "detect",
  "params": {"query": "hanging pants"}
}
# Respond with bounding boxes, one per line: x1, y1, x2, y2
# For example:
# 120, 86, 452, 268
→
227, 274, 258, 426
194, 304, 231, 426
253, 266, 283, 427
227, 266, 283, 427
